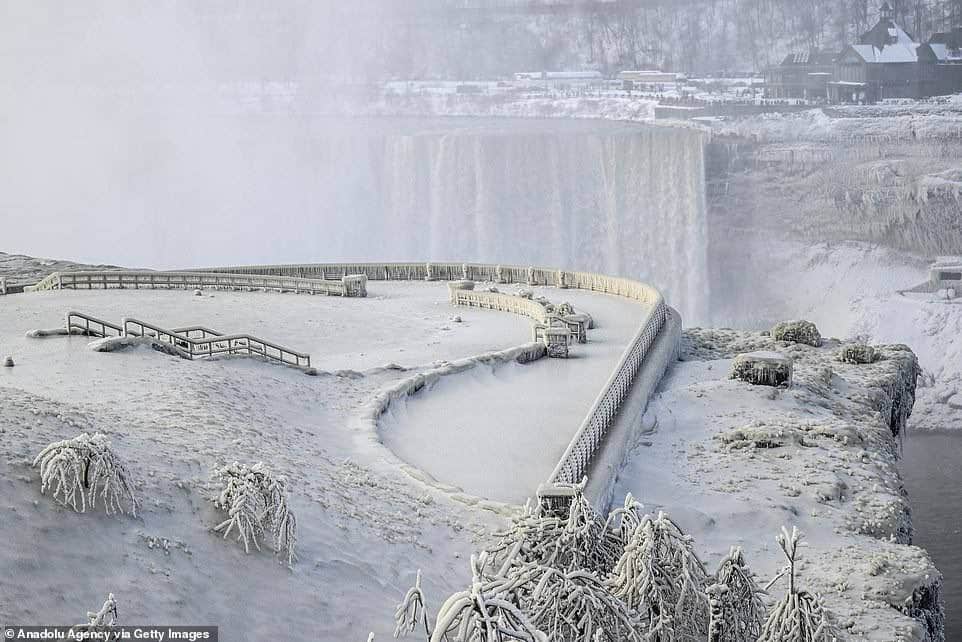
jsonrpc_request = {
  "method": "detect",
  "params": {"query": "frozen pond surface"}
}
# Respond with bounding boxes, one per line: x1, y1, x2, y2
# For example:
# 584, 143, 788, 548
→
901, 432, 962, 640
379, 286, 649, 504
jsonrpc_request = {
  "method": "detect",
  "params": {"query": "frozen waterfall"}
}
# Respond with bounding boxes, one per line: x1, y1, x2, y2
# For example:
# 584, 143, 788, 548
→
330, 119, 710, 323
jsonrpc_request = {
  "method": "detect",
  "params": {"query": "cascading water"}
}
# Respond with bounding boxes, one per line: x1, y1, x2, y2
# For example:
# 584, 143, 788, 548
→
345, 119, 710, 323
4, 115, 710, 321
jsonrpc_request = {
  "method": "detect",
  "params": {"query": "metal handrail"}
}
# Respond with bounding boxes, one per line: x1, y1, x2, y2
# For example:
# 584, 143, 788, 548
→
65, 311, 124, 338
122, 318, 311, 369
30, 270, 361, 297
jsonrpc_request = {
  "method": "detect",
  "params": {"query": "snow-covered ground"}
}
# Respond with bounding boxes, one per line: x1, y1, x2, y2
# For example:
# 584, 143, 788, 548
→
727, 239, 962, 435
615, 330, 942, 640
0, 279, 653, 638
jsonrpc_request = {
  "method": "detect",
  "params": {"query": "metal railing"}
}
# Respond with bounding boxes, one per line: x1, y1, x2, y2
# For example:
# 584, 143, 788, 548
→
29, 270, 366, 297
122, 318, 311, 369
449, 289, 550, 324
192, 261, 670, 493
39, 261, 671, 500
547, 299, 667, 485
65, 311, 124, 338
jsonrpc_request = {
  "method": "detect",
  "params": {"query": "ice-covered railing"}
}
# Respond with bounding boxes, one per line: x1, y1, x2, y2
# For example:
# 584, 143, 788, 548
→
122, 317, 312, 369
448, 287, 550, 324
547, 298, 667, 485
28, 270, 367, 297
192, 261, 672, 499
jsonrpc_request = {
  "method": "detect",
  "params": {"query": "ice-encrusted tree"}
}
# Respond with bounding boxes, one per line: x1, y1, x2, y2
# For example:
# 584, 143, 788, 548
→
708, 547, 765, 642
70, 593, 118, 637
210, 461, 297, 567
758, 527, 837, 642
607, 511, 710, 641
33, 432, 138, 516
490, 485, 622, 575
395, 553, 644, 642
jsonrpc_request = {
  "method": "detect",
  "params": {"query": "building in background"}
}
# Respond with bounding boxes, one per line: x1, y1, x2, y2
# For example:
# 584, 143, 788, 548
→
919, 27, 962, 96
829, 2, 929, 103
765, 51, 836, 101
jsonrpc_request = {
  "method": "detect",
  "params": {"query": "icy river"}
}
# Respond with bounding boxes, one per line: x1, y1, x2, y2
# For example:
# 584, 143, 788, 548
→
902, 431, 962, 639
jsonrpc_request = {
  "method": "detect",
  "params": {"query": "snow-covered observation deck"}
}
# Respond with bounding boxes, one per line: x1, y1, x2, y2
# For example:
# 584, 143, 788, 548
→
189, 261, 680, 511
15, 261, 678, 511
2, 260, 679, 639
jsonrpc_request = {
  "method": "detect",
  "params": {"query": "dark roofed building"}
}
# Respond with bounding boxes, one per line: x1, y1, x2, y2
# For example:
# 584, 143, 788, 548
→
919, 27, 962, 96
765, 50, 836, 101
829, 2, 932, 103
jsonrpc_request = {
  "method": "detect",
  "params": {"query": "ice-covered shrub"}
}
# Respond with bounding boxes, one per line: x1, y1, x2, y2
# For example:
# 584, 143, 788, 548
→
838, 343, 878, 364
730, 352, 793, 388
494, 484, 622, 575
210, 461, 297, 567
396, 554, 643, 642
608, 511, 710, 640
428, 552, 546, 642
709, 547, 765, 642
759, 527, 836, 642
33, 432, 138, 516
70, 593, 118, 637
771, 320, 822, 347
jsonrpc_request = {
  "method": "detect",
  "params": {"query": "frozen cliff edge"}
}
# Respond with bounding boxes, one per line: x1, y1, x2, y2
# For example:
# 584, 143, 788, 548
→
616, 328, 944, 641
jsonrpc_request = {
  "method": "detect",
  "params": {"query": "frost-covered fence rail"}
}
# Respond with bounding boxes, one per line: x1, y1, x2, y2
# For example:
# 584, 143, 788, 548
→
66, 312, 124, 338
28, 270, 366, 297
122, 318, 311, 369
547, 298, 667, 486
194, 261, 675, 509
449, 289, 550, 324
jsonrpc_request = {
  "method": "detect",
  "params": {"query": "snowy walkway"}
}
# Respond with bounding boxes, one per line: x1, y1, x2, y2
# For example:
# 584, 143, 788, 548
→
379, 286, 649, 505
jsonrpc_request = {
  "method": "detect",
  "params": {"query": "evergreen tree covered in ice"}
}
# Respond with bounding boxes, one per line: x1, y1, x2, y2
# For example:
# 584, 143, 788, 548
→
490, 487, 622, 575
708, 547, 765, 642
33, 432, 138, 516
608, 511, 710, 641
758, 527, 837, 642
210, 461, 297, 567
386, 483, 822, 642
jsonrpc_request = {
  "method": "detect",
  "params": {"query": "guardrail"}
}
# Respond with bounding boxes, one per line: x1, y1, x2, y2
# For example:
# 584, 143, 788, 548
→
192, 261, 671, 503
449, 288, 550, 324
122, 318, 312, 369
66, 311, 124, 338
29, 270, 366, 297
547, 299, 667, 485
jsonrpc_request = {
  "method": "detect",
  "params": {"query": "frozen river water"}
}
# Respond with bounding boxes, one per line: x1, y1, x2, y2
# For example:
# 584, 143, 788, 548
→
901, 431, 962, 640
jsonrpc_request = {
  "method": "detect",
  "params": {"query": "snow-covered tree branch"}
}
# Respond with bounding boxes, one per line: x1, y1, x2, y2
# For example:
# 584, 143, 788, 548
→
210, 461, 297, 567
33, 432, 138, 516
758, 526, 837, 642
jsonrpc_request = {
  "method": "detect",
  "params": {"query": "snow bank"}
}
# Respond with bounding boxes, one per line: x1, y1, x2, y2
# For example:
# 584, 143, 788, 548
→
615, 328, 942, 640
87, 335, 188, 359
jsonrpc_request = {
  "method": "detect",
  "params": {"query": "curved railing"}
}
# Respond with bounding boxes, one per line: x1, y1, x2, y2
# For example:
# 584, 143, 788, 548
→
29, 261, 674, 501
190, 261, 671, 491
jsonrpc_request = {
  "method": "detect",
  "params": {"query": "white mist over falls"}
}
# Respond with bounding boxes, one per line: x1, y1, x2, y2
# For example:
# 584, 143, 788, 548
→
2, 116, 710, 322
